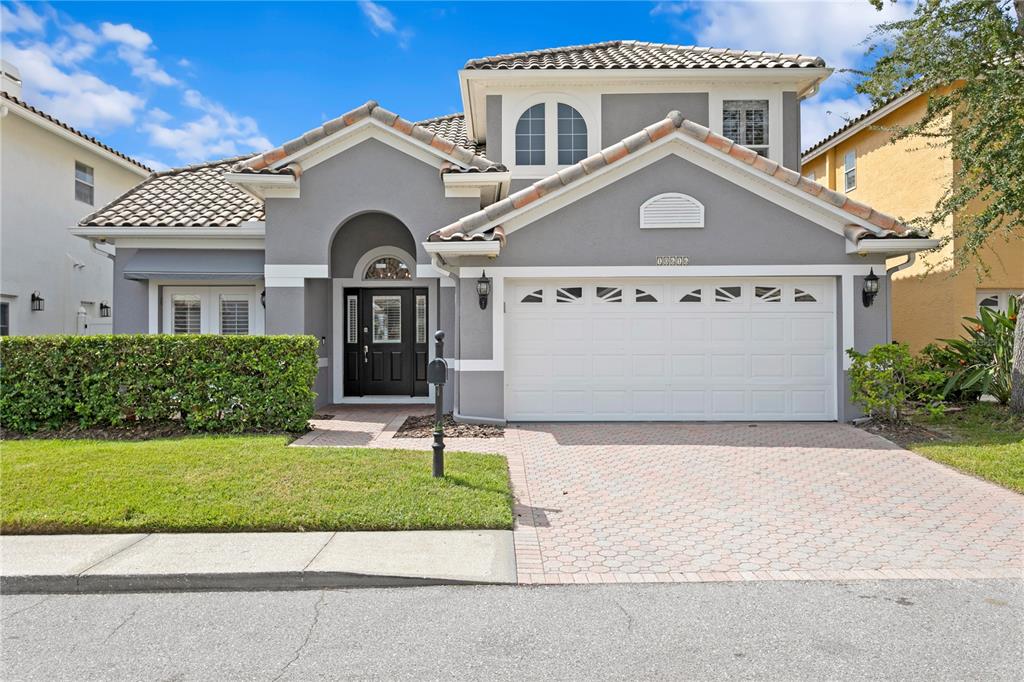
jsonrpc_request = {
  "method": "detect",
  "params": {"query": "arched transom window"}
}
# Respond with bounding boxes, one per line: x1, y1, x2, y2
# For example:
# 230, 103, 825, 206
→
364, 256, 411, 280
514, 100, 591, 169
515, 103, 546, 166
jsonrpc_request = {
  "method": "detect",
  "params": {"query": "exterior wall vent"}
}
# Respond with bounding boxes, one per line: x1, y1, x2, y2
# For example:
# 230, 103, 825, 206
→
640, 193, 705, 229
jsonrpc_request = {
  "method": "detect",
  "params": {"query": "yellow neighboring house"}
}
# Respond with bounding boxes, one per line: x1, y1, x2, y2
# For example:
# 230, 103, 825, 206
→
801, 90, 1024, 351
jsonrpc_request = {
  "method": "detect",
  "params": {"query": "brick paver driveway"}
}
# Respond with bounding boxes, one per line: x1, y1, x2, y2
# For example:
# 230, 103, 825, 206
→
505, 422, 1023, 584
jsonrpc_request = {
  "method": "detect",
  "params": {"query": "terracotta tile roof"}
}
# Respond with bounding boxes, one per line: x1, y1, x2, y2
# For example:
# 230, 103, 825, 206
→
79, 156, 264, 227
415, 113, 486, 156
1, 90, 151, 172
802, 88, 918, 159
430, 112, 925, 244
237, 101, 500, 173
464, 40, 826, 71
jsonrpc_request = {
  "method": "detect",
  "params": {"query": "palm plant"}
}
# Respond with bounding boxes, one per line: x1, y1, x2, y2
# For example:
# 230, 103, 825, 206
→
940, 296, 1019, 404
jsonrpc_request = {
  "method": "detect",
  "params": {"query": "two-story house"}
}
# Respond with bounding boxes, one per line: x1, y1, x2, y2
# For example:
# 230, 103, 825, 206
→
801, 89, 1024, 351
0, 61, 150, 336
73, 41, 937, 422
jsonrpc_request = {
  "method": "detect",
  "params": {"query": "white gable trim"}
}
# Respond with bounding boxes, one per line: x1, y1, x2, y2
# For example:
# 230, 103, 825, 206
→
485, 133, 858, 240
267, 118, 473, 174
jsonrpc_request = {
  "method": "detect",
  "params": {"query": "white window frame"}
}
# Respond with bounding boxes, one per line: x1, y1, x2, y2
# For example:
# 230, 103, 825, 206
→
502, 92, 599, 178
161, 285, 264, 335
977, 290, 1021, 314
75, 161, 95, 205
709, 87, 782, 164
844, 149, 857, 192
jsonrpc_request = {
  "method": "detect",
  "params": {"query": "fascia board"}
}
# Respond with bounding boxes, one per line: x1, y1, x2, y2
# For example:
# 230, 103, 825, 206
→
849, 238, 939, 255
422, 240, 501, 257
802, 91, 922, 164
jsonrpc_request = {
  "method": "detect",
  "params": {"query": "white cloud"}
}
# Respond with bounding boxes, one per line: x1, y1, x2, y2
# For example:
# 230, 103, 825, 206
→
142, 89, 271, 162
0, 3, 47, 34
1, 41, 144, 129
116, 44, 177, 85
358, 1, 413, 48
800, 92, 872, 150
99, 21, 152, 50
653, 1, 915, 74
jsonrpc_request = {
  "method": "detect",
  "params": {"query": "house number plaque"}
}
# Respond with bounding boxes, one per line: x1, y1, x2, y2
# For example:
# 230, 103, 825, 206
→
655, 256, 689, 266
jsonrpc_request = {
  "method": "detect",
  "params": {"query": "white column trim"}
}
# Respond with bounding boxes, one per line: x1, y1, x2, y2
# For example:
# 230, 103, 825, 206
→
147, 281, 159, 333
842, 273, 855, 370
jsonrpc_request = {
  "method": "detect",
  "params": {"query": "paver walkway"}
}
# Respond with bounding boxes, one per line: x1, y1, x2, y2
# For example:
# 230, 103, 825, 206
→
505, 422, 1024, 584
292, 407, 1023, 586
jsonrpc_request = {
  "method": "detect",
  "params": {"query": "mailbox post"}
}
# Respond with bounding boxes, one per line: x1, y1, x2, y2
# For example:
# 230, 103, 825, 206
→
426, 331, 448, 478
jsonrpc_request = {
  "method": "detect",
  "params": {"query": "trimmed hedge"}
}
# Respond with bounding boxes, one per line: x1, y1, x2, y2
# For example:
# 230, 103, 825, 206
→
0, 335, 319, 433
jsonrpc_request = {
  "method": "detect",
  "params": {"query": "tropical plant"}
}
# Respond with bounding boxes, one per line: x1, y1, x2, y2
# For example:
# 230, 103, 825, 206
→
847, 343, 946, 422
937, 296, 1019, 403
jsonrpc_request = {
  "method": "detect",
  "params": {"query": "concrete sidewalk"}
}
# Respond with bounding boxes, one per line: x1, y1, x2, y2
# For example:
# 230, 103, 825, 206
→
0, 530, 516, 594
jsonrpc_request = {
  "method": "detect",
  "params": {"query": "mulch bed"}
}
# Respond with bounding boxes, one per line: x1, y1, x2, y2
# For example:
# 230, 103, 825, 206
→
857, 419, 951, 448
1, 423, 197, 441
394, 414, 504, 439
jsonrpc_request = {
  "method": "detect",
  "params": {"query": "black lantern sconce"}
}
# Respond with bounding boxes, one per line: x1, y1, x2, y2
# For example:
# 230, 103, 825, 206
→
476, 271, 492, 310
99, 301, 111, 318
30, 291, 44, 312
862, 268, 879, 307
260, 290, 266, 308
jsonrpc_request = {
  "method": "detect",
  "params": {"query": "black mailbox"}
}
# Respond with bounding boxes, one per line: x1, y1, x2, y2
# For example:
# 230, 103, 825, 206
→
427, 357, 448, 385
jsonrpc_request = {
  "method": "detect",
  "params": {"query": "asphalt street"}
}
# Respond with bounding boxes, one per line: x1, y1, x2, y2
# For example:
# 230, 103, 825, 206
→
1, 579, 1021, 681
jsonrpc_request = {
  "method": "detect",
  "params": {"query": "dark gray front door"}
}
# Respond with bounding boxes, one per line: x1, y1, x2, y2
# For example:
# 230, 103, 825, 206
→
343, 287, 428, 397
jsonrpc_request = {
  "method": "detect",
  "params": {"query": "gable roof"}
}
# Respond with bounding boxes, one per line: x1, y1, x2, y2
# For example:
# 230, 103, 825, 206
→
416, 113, 486, 156
236, 101, 500, 173
429, 112, 924, 245
80, 156, 263, 227
801, 89, 920, 161
464, 40, 826, 71
1, 90, 151, 173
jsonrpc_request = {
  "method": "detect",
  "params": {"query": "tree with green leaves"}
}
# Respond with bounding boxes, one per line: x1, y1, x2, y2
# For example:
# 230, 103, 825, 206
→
858, 0, 1024, 412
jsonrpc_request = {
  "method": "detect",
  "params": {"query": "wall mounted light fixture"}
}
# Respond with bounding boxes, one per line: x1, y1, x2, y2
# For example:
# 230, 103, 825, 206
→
99, 301, 111, 318
862, 268, 879, 307
476, 271, 492, 310
30, 291, 44, 312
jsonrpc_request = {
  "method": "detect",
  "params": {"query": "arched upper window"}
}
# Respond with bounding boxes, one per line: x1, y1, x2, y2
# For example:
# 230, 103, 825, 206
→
557, 104, 588, 165
364, 256, 411, 280
515, 103, 546, 166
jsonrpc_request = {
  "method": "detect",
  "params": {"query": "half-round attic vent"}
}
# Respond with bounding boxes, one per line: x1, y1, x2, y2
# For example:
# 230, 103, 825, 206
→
640, 192, 704, 229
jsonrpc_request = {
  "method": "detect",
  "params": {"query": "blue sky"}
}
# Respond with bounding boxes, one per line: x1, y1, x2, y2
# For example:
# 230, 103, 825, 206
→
1, 1, 913, 170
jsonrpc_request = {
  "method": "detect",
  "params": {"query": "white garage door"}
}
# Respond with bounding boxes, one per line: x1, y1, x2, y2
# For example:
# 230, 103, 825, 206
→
504, 278, 836, 421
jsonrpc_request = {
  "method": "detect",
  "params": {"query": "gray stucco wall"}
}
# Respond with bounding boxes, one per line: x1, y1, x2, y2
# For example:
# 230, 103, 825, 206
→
783, 91, 800, 171
304, 279, 331, 407
457, 371, 503, 423
329, 212, 417, 279
265, 138, 480, 267
112, 248, 148, 334
458, 277, 493, 359
477, 155, 885, 268
485, 95, 502, 164
601, 93, 709, 147
266, 287, 304, 335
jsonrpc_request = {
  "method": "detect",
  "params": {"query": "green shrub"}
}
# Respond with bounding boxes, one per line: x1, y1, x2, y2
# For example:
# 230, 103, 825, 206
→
847, 343, 946, 422
934, 296, 1018, 404
0, 335, 319, 433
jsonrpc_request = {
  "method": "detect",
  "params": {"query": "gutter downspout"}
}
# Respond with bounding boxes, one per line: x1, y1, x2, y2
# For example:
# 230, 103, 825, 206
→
885, 253, 917, 342
88, 239, 115, 260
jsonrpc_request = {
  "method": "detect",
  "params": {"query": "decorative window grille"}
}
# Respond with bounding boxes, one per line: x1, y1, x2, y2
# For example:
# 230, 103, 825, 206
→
172, 295, 202, 334
346, 296, 359, 343
520, 289, 543, 303
755, 286, 782, 303
515, 103, 546, 166
640, 193, 705, 229
555, 287, 583, 304
794, 288, 818, 303
679, 288, 702, 303
723, 100, 769, 156
595, 286, 622, 303
635, 289, 658, 303
715, 286, 742, 303
416, 295, 427, 343
219, 297, 250, 335
75, 161, 94, 205
557, 103, 587, 165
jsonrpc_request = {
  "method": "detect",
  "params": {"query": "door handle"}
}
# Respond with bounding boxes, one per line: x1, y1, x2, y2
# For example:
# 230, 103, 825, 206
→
363, 345, 369, 363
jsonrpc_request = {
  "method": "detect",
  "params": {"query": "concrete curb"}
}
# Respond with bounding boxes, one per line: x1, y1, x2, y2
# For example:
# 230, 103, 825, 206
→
1, 530, 517, 594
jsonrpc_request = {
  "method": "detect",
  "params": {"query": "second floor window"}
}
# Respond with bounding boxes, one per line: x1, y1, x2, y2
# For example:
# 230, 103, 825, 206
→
557, 103, 588, 165
75, 161, 94, 205
844, 150, 857, 192
723, 100, 768, 156
515, 103, 546, 165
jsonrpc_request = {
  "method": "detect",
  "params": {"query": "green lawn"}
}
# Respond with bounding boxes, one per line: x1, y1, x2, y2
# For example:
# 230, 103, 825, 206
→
0, 436, 513, 534
910, 403, 1024, 494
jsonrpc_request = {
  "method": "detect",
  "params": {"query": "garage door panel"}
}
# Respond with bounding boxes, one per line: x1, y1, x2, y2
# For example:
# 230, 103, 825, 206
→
505, 278, 835, 421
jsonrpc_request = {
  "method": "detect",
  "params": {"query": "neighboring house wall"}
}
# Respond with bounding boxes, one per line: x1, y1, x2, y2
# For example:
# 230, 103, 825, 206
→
801, 92, 1024, 350
0, 112, 144, 336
